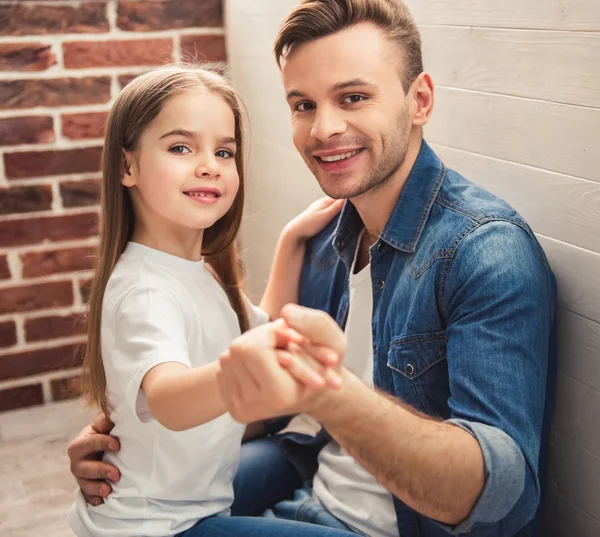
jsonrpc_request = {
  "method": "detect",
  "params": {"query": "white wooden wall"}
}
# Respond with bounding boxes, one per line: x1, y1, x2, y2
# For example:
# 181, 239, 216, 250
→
225, 1, 600, 535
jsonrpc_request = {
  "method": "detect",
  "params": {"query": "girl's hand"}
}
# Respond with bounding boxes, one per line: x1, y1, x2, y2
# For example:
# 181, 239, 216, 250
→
284, 197, 345, 243
273, 318, 343, 390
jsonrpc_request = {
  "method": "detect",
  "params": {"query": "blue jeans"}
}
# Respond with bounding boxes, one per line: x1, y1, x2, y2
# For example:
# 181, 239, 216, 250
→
179, 436, 356, 537
179, 517, 357, 536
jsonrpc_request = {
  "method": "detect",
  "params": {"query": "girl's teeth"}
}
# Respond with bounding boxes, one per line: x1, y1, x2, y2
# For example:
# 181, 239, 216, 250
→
321, 150, 360, 163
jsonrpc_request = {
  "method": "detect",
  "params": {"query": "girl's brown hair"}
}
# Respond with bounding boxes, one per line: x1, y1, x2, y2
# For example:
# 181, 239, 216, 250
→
274, 0, 423, 93
83, 65, 249, 416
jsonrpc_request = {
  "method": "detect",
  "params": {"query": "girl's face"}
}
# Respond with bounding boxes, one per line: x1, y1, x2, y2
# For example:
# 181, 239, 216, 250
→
123, 89, 239, 240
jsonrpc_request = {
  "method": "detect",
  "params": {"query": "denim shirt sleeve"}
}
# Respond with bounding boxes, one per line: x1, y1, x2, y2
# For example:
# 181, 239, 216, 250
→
439, 220, 556, 536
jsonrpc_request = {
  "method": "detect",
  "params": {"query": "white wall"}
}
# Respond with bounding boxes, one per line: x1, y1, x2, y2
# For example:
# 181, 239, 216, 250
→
225, 1, 600, 535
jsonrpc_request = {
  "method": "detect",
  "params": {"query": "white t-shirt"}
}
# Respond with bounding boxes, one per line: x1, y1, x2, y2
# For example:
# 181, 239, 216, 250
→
312, 249, 400, 537
69, 242, 268, 537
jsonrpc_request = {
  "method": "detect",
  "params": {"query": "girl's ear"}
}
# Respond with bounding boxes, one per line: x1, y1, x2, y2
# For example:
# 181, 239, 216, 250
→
121, 150, 136, 187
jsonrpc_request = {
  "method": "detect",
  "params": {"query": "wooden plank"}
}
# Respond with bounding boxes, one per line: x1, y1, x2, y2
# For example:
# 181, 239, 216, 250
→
547, 431, 600, 523
421, 26, 600, 108
556, 309, 600, 389
426, 87, 600, 183
543, 492, 600, 537
406, 0, 600, 31
431, 144, 600, 254
552, 372, 600, 455
537, 236, 600, 324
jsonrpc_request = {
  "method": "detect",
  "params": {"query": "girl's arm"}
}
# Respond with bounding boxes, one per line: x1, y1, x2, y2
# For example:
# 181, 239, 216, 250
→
142, 361, 224, 431
260, 198, 344, 320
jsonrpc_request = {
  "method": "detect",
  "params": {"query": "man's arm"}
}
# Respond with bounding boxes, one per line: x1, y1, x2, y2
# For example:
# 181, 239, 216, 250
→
303, 222, 555, 533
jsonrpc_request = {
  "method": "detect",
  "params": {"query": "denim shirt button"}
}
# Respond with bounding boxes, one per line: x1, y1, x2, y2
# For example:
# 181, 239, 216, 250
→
377, 279, 385, 290
376, 241, 385, 252
337, 239, 345, 249
405, 364, 415, 377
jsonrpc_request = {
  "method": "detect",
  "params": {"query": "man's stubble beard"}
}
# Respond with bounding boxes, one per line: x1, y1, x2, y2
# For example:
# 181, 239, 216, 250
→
309, 109, 411, 200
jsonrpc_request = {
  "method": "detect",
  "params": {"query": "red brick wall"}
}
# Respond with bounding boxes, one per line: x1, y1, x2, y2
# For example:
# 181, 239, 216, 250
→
0, 0, 226, 412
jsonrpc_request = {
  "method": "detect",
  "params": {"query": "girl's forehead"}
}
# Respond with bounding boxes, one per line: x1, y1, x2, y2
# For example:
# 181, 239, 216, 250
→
148, 90, 236, 137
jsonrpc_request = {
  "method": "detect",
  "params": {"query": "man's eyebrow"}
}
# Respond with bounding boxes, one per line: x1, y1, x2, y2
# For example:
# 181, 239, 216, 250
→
331, 79, 376, 92
286, 79, 376, 100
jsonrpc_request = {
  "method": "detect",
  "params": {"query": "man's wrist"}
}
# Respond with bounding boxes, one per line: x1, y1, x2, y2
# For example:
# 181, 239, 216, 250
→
308, 367, 361, 425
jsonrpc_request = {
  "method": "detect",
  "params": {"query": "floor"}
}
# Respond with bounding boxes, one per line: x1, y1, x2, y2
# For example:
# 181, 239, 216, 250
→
0, 399, 96, 537
0, 399, 319, 536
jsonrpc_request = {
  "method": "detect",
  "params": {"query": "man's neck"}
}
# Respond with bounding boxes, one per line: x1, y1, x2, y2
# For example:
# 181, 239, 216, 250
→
351, 134, 422, 244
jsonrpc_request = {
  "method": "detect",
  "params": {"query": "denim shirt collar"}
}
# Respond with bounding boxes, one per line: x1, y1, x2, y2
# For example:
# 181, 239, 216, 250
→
332, 140, 446, 258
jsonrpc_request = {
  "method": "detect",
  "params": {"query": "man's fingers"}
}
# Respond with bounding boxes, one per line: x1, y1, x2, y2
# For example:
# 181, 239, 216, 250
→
91, 413, 115, 435
72, 459, 120, 481
68, 431, 119, 463
281, 304, 346, 356
276, 349, 325, 389
78, 477, 113, 500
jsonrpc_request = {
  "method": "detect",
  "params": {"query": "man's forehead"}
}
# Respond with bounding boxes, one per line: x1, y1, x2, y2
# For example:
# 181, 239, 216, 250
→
280, 23, 399, 89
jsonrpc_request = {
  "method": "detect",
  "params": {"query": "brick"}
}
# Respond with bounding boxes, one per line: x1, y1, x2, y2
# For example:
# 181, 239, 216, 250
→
0, 42, 56, 71
117, 0, 222, 31
0, 343, 83, 382
0, 212, 99, 248
21, 246, 96, 279
4, 146, 102, 180
79, 277, 92, 304
62, 112, 108, 140
60, 179, 101, 208
0, 185, 52, 216
0, 256, 9, 279
0, 320, 17, 348
0, 77, 111, 110
180, 35, 226, 63
64, 38, 173, 69
50, 375, 82, 402
25, 313, 86, 342
0, 4, 108, 37
118, 73, 142, 88
0, 281, 73, 315
0, 116, 54, 146
0, 384, 44, 412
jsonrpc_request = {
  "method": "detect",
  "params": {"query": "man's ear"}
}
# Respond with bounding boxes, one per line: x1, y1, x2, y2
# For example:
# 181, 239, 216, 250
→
411, 72, 434, 128
121, 150, 135, 187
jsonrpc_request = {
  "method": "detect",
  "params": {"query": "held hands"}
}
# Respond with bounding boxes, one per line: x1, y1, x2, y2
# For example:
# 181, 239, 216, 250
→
284, 197, 345, 242
217, 304, 347, 424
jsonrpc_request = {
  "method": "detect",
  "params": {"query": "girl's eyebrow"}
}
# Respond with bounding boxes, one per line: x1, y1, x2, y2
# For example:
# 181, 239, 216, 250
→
159, 129, 195, 140
158, 130, 236, 145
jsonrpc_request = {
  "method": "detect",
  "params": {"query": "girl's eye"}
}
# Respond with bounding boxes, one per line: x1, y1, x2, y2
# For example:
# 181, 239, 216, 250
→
216, 149, 234, 158
169, 144, 191, 154
343, 94, 366, 104
295, 101, 316, 112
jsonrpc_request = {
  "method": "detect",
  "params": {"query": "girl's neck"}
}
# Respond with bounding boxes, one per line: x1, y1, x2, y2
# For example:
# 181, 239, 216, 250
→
131, 225, 204, 262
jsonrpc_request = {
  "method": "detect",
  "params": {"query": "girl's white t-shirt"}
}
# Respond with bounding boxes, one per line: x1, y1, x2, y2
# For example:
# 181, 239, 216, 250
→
69, 242, 268, 537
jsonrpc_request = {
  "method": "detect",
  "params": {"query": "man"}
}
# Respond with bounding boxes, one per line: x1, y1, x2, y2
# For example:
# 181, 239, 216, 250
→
68, 1, 557, 536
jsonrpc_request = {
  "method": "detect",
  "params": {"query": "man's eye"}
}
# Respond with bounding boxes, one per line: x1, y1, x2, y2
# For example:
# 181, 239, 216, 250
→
343, 94, 366, 104
295, 102, 315, 112
169, 145, 191, 154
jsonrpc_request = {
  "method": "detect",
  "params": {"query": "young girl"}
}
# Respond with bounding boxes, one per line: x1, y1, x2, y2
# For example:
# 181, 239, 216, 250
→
68, 65, 346, 537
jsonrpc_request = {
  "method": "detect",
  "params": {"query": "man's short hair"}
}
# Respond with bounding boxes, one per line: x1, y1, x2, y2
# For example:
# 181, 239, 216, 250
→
274, 0, 423, 93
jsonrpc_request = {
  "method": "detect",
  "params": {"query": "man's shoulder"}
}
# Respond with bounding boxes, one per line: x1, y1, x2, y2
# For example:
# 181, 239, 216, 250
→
436, 167, 527, 229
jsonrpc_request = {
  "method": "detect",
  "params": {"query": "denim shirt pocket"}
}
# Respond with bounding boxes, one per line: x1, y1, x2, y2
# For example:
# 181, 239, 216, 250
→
386, 332, 450, 417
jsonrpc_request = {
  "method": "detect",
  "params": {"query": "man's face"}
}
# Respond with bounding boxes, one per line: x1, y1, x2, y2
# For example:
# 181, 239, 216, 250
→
282, 22, 414, 200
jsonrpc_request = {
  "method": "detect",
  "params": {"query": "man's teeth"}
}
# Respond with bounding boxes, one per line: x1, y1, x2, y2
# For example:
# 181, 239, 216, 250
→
320, 150, 360, 163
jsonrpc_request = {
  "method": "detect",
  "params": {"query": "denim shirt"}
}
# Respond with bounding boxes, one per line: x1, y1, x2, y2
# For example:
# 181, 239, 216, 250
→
276, 141, 557, 537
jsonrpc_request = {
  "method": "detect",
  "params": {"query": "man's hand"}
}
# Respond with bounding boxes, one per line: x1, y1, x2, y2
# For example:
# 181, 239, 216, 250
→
217, 304, 347, 423
67, 413, 121, 506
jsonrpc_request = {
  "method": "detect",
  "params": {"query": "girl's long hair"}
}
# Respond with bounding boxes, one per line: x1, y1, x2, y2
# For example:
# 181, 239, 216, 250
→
82, 66, 250, 416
